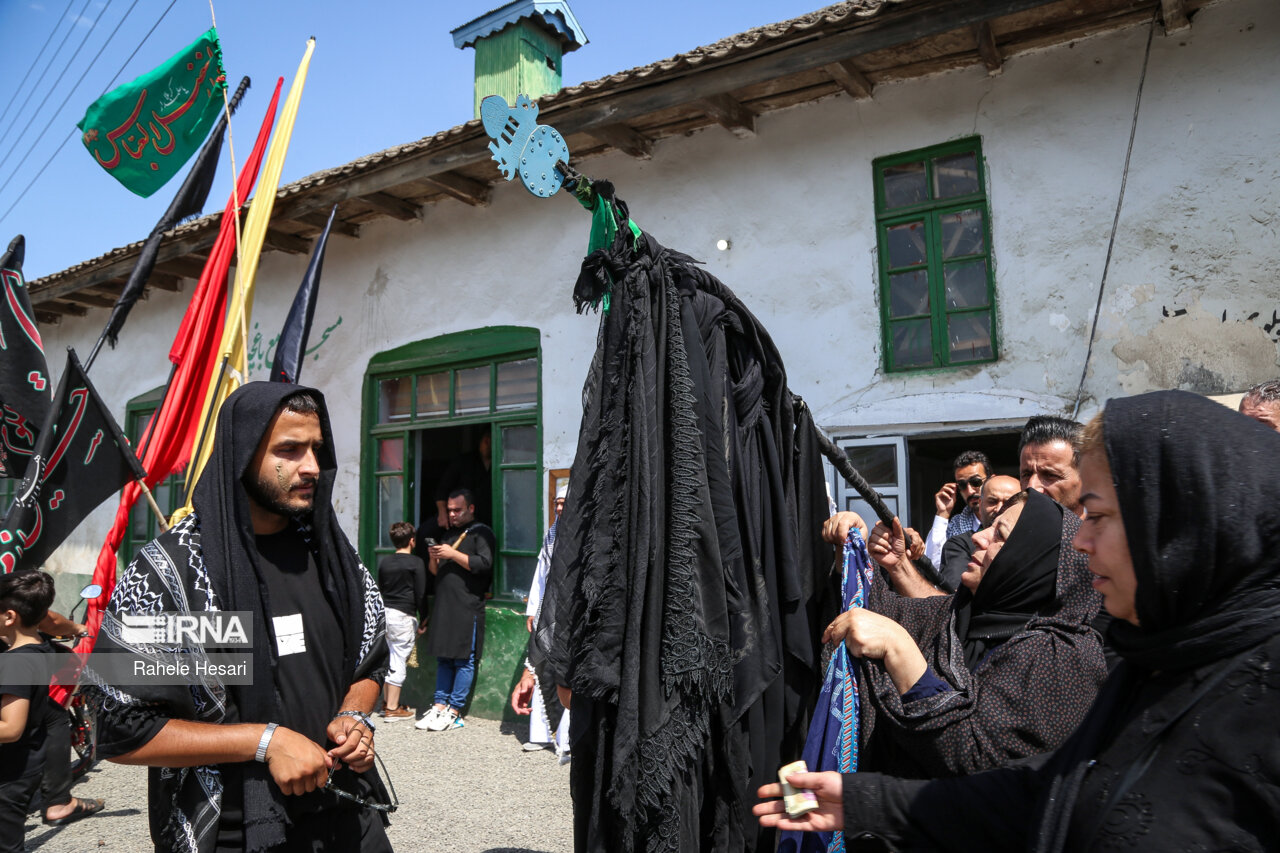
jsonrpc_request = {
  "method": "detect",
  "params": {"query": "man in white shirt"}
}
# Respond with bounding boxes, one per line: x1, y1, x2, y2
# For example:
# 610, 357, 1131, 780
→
923, 451, 991, 567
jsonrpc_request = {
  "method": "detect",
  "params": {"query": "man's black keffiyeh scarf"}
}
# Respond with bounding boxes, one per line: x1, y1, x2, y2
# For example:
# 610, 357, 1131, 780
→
87, 382, 387, 853
532, 186, 835, 853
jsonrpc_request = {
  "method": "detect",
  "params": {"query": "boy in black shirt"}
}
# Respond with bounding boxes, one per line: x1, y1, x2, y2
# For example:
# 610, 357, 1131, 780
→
376, 522, 427, 720
0, 570, 56, 853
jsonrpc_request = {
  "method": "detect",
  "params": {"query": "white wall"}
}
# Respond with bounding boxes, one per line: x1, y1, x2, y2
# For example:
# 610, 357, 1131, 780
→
40, 0, 1279, 571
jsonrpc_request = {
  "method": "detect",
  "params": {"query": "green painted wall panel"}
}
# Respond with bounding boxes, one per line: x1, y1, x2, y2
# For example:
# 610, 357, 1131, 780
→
472, 23, 563, 118
396, 602, 530, 721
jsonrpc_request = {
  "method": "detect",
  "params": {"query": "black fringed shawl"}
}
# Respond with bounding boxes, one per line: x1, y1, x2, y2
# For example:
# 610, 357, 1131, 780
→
839, 391, 1280, 852
856, 490, 1106, 778
88, 383, 387, 853
532, 186, 835, 853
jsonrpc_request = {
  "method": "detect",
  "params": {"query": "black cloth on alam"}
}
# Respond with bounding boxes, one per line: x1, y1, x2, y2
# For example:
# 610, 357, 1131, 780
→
375, 552, 427, 618
530, 184, 837, 853
856, 489, 1106, 779
839, 390, 1280, 852
85, 382, 388, 853
425, 522, 494, 660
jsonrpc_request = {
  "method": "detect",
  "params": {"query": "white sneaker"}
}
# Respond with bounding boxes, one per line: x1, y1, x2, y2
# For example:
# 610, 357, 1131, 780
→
415, 708, 442, 730
426, 708, 455, 732
523, 741, 549, 752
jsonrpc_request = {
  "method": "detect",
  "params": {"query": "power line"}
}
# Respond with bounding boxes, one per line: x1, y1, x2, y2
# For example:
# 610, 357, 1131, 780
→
0, 0, 112, 178
0, 0, 77, 130
0, 0, 183, 229
0, 0, 94, 157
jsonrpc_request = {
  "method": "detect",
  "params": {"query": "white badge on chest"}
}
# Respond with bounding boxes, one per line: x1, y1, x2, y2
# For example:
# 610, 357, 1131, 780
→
273, 613, 307, 656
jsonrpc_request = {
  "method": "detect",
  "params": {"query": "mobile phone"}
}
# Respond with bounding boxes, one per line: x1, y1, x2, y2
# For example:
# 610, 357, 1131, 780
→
424, 538, 438, 547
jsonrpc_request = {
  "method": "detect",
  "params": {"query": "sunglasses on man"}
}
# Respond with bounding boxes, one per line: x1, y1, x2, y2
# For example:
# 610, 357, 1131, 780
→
956, 476, 986, 491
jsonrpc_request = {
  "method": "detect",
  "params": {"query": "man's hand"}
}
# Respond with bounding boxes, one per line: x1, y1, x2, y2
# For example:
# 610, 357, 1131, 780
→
934, 482, 958, 519
821, 511, 868, 545
326, 715, 375, 774
753, 772, 844, 833
868, 518, 908, 570
904, 527, 925, 562
526, 616, 535, 633
511, 669, 536, 715
429, 543, 459, 563
556, 685, 572, 711
264, 726, 331, 796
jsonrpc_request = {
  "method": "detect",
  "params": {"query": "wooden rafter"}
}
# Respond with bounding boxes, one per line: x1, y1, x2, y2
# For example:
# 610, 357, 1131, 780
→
149, 272, 184, 291
35, 311, 61, 325
824, 59, 875, 99
698, 93, 756, 138
47, 300, 88, 317
974, 22, 1003, 74
586, 123, 654, 159
1161, 0, 1190, 33
61, 291, 118, 309
421, 172, 491, 207
360, 191, 420, 221
264, 228, 312, 255
155, 255, 209, 280
287, 211, 360, 238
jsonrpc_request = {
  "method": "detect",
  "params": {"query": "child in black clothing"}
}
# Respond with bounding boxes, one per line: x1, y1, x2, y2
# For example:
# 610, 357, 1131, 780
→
0, 571, 56, 853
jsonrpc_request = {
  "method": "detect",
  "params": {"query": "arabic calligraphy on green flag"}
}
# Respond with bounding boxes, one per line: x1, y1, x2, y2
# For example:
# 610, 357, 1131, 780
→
77, 28, 227, 198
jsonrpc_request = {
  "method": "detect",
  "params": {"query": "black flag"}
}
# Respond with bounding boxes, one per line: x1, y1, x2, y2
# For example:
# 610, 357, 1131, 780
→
1, 349, 146, 573
88, 77, 251, 365
0, 235, 52, 480
270, 204, 335, 384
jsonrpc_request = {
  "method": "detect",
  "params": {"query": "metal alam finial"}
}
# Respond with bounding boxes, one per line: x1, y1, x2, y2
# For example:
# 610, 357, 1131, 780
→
480, 95, 573, 197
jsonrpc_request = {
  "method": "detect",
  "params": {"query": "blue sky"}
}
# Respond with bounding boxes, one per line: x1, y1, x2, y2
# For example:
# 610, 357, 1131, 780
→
0, 0, 823, 281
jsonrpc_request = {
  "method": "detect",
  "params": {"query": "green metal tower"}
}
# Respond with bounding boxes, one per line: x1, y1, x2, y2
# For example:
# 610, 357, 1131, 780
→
452, 1, 588, 119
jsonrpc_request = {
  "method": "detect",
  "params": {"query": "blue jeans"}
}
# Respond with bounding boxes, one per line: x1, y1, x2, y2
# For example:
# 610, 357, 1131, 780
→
433, 624, 477, 709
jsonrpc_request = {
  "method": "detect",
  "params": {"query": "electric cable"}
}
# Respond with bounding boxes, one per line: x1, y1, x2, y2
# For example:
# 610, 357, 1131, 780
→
0, 0, 181, 229
0, 0, 77, 130
0, 0, 102, 170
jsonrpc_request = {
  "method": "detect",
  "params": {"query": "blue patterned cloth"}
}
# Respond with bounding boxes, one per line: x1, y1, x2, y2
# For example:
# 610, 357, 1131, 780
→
780, 529, 875, 853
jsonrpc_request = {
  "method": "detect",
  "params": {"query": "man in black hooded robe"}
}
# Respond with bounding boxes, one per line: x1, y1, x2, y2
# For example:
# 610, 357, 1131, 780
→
86, 383, 391, 853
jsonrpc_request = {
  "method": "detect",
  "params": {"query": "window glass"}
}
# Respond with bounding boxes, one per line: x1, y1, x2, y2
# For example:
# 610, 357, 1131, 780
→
415, 372, 449, 419
948, 314, 994, 362
844, 444, 897, 487
455, 366, 491, 415
944, 260, 990, 309
888, 270, 930, 318
885, 221, 927, 269
377, 437, 403, 472
891, 320, 934, 369
503, 555, 537, 602
495, 359, 537, 411
882, 161, 927, 208
377, 476, 404, 548
502, 425, 537, 464
379, 377, 412, 423
940, 209, 985, 258
933, 152, 980, 198
502, 468, 538, 552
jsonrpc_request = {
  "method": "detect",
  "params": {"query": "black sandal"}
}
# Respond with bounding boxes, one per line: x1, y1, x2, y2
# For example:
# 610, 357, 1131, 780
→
43, 797, 105, 826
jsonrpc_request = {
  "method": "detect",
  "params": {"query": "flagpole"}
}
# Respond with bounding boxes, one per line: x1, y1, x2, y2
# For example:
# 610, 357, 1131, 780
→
183, 353, 229, 506
138, 480, 170, 532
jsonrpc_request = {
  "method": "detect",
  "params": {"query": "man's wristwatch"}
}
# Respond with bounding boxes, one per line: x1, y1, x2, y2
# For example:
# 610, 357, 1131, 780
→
255, 722, 279, 763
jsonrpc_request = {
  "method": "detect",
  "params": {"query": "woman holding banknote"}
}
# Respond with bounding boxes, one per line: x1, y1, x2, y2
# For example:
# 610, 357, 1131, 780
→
758, 390, 1280, 852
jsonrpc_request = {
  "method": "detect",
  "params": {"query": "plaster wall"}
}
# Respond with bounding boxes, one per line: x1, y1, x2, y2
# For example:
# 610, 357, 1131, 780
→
38, 0, 1278, 574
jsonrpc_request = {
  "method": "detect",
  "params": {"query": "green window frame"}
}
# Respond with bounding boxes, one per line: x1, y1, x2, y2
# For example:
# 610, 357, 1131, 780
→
361, 326, 542, 600
121, 386, 185, 566
873, 137, 998, 372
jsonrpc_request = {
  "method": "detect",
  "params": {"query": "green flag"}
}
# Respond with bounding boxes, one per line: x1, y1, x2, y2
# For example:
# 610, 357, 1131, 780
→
77, 28, 227, 198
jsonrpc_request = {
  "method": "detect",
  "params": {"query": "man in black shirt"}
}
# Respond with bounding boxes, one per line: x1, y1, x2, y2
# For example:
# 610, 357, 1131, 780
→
88, 383, 391, 853
418, 489, 495, 732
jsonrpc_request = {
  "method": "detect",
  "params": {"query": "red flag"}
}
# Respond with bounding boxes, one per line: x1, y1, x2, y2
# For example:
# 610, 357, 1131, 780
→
54, 80, 284, 704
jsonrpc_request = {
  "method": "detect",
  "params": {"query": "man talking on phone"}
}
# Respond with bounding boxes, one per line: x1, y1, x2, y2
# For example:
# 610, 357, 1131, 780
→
922, 450, 991, 567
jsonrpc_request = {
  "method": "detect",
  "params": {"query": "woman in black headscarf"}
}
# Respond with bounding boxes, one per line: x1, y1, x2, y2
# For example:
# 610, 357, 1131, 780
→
757, 390, 1280, 851
827, 489, 1106, 778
